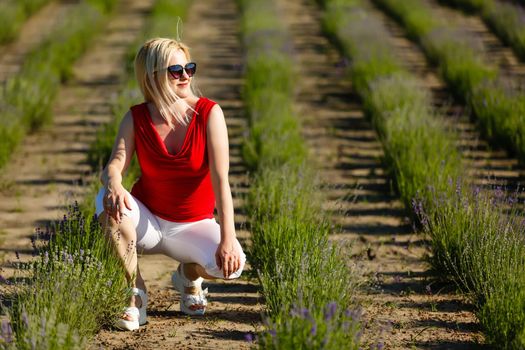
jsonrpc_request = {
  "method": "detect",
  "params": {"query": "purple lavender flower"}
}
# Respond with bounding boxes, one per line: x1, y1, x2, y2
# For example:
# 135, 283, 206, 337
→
41, 315, 46, 337
310, 323, 317, 336
1, 320, 13, 343
22, 311, 29, 327
244, 333, 254, 342
324, 301, 337, 321
425, 284, 432, 295
30, 236, 37, 251
494, 186, 504, 199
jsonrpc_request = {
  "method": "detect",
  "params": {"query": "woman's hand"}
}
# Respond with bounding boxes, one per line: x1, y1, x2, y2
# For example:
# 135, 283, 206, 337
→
215, 236, 241, 279
103, 183, 132, 223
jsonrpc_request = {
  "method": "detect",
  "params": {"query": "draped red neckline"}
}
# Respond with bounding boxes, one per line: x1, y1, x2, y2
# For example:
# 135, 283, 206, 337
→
145, 97, 203, 157
130, 97, 217, 222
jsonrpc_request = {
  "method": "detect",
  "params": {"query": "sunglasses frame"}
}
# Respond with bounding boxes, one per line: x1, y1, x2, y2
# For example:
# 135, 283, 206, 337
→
167, 62, 197, 80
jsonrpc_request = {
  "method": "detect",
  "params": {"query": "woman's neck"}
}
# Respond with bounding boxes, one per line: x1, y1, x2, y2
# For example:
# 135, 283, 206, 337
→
147, 95, 200, 126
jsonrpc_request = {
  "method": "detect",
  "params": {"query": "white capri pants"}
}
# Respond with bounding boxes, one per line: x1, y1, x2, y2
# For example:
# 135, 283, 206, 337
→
95, 188, 246, 279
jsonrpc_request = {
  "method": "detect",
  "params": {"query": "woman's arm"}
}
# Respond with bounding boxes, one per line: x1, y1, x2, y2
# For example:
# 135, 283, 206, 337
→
100, 110, 136, 223
207, 104, 240, 278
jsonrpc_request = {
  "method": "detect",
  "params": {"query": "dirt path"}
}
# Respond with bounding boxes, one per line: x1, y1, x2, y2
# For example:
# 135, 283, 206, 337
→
91, 0, 261, 349
275, 0, 489, 348
0, 0, 154, 267
0, 0, 79, 83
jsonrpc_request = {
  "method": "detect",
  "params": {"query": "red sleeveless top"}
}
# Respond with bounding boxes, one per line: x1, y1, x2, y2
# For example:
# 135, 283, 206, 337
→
130, 97, 216, 222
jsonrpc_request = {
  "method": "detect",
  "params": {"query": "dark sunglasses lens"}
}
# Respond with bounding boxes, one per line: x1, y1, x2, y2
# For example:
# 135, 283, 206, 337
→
185, 63, 196, 77
168, 65, 184, 79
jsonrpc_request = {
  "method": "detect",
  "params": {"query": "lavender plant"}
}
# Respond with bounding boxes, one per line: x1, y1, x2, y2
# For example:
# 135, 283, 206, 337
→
257, 302, 362, 350
321, 0, 525, 348
0, 0, 119, 170
374, 0, 525, 166
0, 0, 53, 45
1, 204, 128, 349
321, 0, 462, 216
414, 183, 525, 348
440, 0, 525, 60
239, 0, 362, 348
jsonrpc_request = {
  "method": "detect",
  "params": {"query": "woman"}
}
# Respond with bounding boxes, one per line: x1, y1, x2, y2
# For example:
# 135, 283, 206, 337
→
95, 37, 245, 331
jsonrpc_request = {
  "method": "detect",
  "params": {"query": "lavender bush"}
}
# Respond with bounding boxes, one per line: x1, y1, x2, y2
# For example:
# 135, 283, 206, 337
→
322, 0, 525, 348
239, 0, 363, 348
1, 204, 128, 349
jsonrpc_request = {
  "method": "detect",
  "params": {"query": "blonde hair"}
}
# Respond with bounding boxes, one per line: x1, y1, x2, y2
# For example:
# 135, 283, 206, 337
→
134, 38, 199, 129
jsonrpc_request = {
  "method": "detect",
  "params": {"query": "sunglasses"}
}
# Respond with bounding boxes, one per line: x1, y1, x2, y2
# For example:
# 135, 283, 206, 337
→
167, 62, 197, 80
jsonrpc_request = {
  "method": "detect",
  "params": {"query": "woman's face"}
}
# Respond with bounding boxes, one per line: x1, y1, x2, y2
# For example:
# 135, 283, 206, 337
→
167, 49, 193, 99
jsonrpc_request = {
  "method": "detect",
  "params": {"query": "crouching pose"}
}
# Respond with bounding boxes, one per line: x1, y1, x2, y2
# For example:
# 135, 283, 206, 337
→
96, 37, 245, 331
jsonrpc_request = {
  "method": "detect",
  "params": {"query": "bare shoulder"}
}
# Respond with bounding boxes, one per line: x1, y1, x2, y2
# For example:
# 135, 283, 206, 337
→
209, 103, 224, 116
122, 109, 134, 124
116, 110, 135, 138
208, 104, 225, 122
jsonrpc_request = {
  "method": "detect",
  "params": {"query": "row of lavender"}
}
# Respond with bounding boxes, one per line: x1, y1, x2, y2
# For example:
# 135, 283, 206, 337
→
439, 0, 525, 60
0, 1, 193, 348
237, 0, 363, 348
0, 0, 119, 170
373, 0, 525, 167
320, 0, 525, 348
0, 0, 52, 45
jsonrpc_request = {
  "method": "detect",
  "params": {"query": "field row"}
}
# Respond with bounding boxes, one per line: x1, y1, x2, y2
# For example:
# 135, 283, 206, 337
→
323, 0, 525, 348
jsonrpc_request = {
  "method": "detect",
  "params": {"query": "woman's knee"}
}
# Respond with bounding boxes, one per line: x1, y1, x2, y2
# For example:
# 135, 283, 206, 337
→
97, 211, 136, 241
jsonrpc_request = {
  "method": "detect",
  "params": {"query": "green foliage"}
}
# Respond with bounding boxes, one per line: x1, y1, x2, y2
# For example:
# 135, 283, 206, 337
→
370, 0, 525, 347
415, 184, 525, 350
373, 0, 525, 165
239, 0, 362, 348
440, 0, 525, 60
322, 0, 462, 217
0, 0, 118, 170
0, 0, 52, 45
4, 205, 128, 349
471, 81, 525, 159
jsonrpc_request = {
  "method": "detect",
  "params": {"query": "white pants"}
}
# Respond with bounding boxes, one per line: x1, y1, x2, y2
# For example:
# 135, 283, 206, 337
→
95, 188, 245, 279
